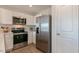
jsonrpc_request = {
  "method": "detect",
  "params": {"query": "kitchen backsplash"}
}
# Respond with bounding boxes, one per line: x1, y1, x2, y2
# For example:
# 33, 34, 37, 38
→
12, 25, 25, 28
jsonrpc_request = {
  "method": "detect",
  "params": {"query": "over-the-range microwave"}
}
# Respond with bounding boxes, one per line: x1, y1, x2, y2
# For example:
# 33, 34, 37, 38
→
13, 16, 26, 25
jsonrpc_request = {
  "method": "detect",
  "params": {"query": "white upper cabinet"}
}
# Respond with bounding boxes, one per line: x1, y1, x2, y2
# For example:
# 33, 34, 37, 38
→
26, 16, 36, 25
0, 9, 12, 24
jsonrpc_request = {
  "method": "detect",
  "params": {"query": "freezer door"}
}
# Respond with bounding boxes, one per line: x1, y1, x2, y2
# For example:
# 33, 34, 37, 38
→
36, 17, 41, 50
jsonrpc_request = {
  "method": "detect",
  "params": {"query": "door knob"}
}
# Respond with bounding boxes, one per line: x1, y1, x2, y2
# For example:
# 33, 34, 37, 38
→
57, 33, 60, 35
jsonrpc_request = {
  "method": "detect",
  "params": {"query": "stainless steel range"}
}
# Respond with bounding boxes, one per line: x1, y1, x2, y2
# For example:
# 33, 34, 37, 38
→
12, 28, 28, 49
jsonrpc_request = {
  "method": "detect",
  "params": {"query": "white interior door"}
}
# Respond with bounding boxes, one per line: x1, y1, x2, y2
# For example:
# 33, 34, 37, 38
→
53, 6, 78, 52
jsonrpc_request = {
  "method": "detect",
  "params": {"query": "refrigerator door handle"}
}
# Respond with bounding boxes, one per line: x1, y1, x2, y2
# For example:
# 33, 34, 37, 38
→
36, 27, 40, 34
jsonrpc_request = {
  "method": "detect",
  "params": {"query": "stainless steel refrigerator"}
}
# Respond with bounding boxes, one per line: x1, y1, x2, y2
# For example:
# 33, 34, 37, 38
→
36, 15, 51, 53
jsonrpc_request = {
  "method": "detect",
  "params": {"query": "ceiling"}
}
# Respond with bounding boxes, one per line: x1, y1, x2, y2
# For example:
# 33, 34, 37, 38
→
0, 5, 51, 16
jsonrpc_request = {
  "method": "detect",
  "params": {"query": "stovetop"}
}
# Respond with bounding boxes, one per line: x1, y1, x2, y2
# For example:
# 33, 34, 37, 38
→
12, 28, 25, 33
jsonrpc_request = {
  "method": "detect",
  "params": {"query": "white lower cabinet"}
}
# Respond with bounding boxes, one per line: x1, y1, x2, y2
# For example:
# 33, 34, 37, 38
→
5, 32, 13, 52
28, 31, 33, 44
27, 31, 36, 44
0, 32, 5, 53
32, 32, 36, 44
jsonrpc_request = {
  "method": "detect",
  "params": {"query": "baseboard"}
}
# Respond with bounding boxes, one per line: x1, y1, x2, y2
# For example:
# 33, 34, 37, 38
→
6, 48, 13, 53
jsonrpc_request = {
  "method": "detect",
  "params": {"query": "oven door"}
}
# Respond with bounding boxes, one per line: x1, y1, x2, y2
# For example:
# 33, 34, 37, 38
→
13, 34, 28, 44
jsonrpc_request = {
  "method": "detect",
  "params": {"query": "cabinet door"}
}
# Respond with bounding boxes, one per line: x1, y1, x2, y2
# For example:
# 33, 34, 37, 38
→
0, 33, 5, 52
1, 10, 12, 24
27, 16, 35, 25
23, 34, 28, 42
5, 33, 13, 51
28, 31, 33, 44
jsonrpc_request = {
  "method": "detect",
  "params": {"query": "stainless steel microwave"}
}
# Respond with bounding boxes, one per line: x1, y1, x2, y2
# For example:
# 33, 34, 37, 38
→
13, 16, 26, 25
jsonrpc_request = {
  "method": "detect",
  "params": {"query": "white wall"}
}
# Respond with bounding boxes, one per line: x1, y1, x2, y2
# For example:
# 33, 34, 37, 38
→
35, 7, 51, 17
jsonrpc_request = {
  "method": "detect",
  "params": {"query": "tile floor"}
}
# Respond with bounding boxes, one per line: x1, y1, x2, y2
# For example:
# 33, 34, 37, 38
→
10, 44, 42, 53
